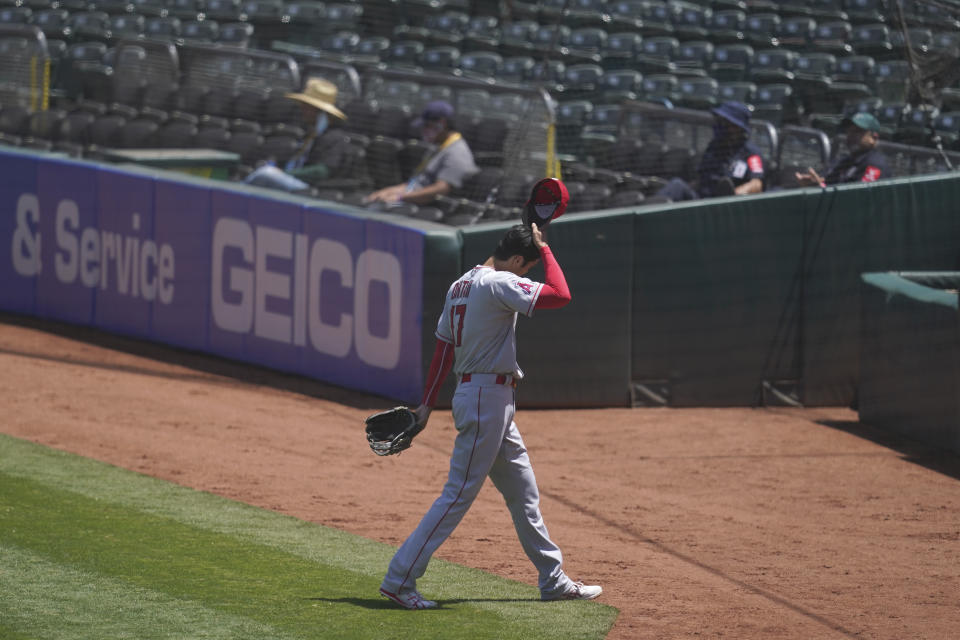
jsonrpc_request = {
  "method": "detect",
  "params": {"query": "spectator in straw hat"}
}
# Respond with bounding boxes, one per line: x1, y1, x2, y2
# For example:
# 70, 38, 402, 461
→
363, 100, 478, 206
795, 112, 890, 187
244, 77, 348, 192
656, 101, 767, 201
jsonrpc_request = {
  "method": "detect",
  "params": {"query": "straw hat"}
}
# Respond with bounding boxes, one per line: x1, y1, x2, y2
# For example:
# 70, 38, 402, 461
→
285, 77, 347, 120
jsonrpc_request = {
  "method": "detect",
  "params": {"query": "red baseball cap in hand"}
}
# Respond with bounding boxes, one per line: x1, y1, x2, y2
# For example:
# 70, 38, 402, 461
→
522, 178, 569, 229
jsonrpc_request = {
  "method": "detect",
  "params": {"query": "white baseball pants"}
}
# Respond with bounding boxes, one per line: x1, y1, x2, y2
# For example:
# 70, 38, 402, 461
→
381, 374, 574, 598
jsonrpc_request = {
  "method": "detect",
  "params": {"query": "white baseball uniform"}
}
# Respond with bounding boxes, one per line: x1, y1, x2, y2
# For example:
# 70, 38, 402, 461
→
380, 256, 578, 599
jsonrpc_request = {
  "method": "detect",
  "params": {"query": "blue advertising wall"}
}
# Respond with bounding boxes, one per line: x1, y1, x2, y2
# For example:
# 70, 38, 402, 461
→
0, 148, 428, 402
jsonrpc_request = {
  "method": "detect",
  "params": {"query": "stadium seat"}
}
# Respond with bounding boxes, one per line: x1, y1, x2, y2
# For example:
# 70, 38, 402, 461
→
454, 88, 491, 118
33, 9, 70, 39
673, 40, 714, 77
204, 0, 241, 22
606, 188, 645, 208
708, 9, 748, 44
843, 0, 885, 25
422, 46, 461, 72
87, 113, 127, 149
258, 131, 302, 165
744, 12, 780, 49
498, 55, 535, 83
753, 83, 802, 127
556, 99, 594, 156
792, 52, 838, 113
497, 20, 538, 58
710, 43, 754, 82
778, 16, 816, 49
874, 102, 909, 137
0, 6, 32, 24
560, 63, 605, 101
155, 119, 198, 148
636, 36, 680, 75
283, 1, 328, 44
676, 76, 719, 110
118, 118, 160, 148
424, 11, 470, 47
181, 19, 220, 43
68, 11, 113, 43
459, 51, 503, 79
607, 0, 646, 32
457, 165, 504, 202
572, 182, 613, 212
749, 48, 798, 84
568, 27, 608, 57
871, 59, 913, 104
26, 108, 67, 143
461, 15, 499, 52
530, 59, 566, 84
599, 69, 644, 102
931, 111, 960, 149
850, 23, 893, 58
109, 14, 146, 41
386, 40, 425, 69
640, 74, 679, 107
890, 27, 933, 57
672, 2, 712, 40
776, 125, 832, 188
144, 16, 182, 38
637, 0, 676, 37
717, 80, 757, 106
811, 20, 853, 55
583, 103, 622, 135
218, 22, 254, 47
807, 0, 847, 21
895, 104, 939, 145
225, 129, 265, 169
601, 31, 643, 70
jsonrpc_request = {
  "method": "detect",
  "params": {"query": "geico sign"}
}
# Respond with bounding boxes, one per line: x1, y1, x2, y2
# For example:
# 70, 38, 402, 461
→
211, 217, 402, 369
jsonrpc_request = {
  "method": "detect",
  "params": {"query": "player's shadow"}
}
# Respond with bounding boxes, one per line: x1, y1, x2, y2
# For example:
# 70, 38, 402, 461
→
306, 596, 536, 609
817, 419, 960, 482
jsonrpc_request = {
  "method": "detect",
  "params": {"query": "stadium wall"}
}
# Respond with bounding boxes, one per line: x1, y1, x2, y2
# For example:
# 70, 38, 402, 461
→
3, 147, 960, 411
859, 272, 960, 454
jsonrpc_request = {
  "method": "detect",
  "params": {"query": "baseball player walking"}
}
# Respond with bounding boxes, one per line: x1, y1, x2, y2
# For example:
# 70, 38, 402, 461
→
379, 179, 602, 609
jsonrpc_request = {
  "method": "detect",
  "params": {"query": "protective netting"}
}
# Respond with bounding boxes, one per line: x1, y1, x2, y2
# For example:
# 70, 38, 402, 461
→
0, 24, 50, 111
1, 1, 960, 222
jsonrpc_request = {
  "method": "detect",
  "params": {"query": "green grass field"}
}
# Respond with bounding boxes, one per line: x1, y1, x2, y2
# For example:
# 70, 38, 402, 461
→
0, 434, 617, 639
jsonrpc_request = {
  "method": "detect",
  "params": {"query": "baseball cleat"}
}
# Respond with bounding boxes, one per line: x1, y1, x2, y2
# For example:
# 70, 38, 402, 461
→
542, 581, 603, 601
379, 587, 437, 609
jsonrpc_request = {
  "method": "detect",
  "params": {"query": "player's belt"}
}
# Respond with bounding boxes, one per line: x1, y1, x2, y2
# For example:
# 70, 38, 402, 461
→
460, 373, 517, 387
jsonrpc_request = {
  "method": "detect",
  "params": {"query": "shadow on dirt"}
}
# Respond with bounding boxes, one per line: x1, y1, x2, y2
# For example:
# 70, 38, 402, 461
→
817, 418, 960, 482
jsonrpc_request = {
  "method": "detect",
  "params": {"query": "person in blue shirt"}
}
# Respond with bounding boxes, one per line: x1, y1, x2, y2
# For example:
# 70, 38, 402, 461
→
657, 101, 767, 201
243, 77, 347, 192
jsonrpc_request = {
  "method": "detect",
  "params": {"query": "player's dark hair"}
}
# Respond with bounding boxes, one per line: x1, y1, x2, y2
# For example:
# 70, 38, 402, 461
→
493, 225, 540, 263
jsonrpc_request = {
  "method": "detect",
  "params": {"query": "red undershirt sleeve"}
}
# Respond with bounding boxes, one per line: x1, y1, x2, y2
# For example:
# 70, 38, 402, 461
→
535, 245, 572, 309
421, 338, 455, 407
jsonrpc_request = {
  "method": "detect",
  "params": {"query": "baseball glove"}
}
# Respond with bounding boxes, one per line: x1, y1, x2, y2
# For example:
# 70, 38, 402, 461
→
365, 407, 425, 456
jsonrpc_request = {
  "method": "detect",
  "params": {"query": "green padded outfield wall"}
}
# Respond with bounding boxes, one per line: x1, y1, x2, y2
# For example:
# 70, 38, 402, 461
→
632, 192, 806, 407
628, 173, 960, 408
800, 175, 960, 406
455, 213, 635, 408
859, 272, 960, 453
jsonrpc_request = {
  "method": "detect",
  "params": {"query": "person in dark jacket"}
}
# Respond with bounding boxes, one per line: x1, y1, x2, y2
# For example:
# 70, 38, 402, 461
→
657, 101, 766, 201
795, 112, 890, 187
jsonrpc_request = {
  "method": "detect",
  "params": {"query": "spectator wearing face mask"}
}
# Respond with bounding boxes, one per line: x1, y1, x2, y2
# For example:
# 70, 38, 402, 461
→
794, 112, 890, 187
244, 77, 348, 192
363, 100, 479, 206
655, 101, 766, 201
